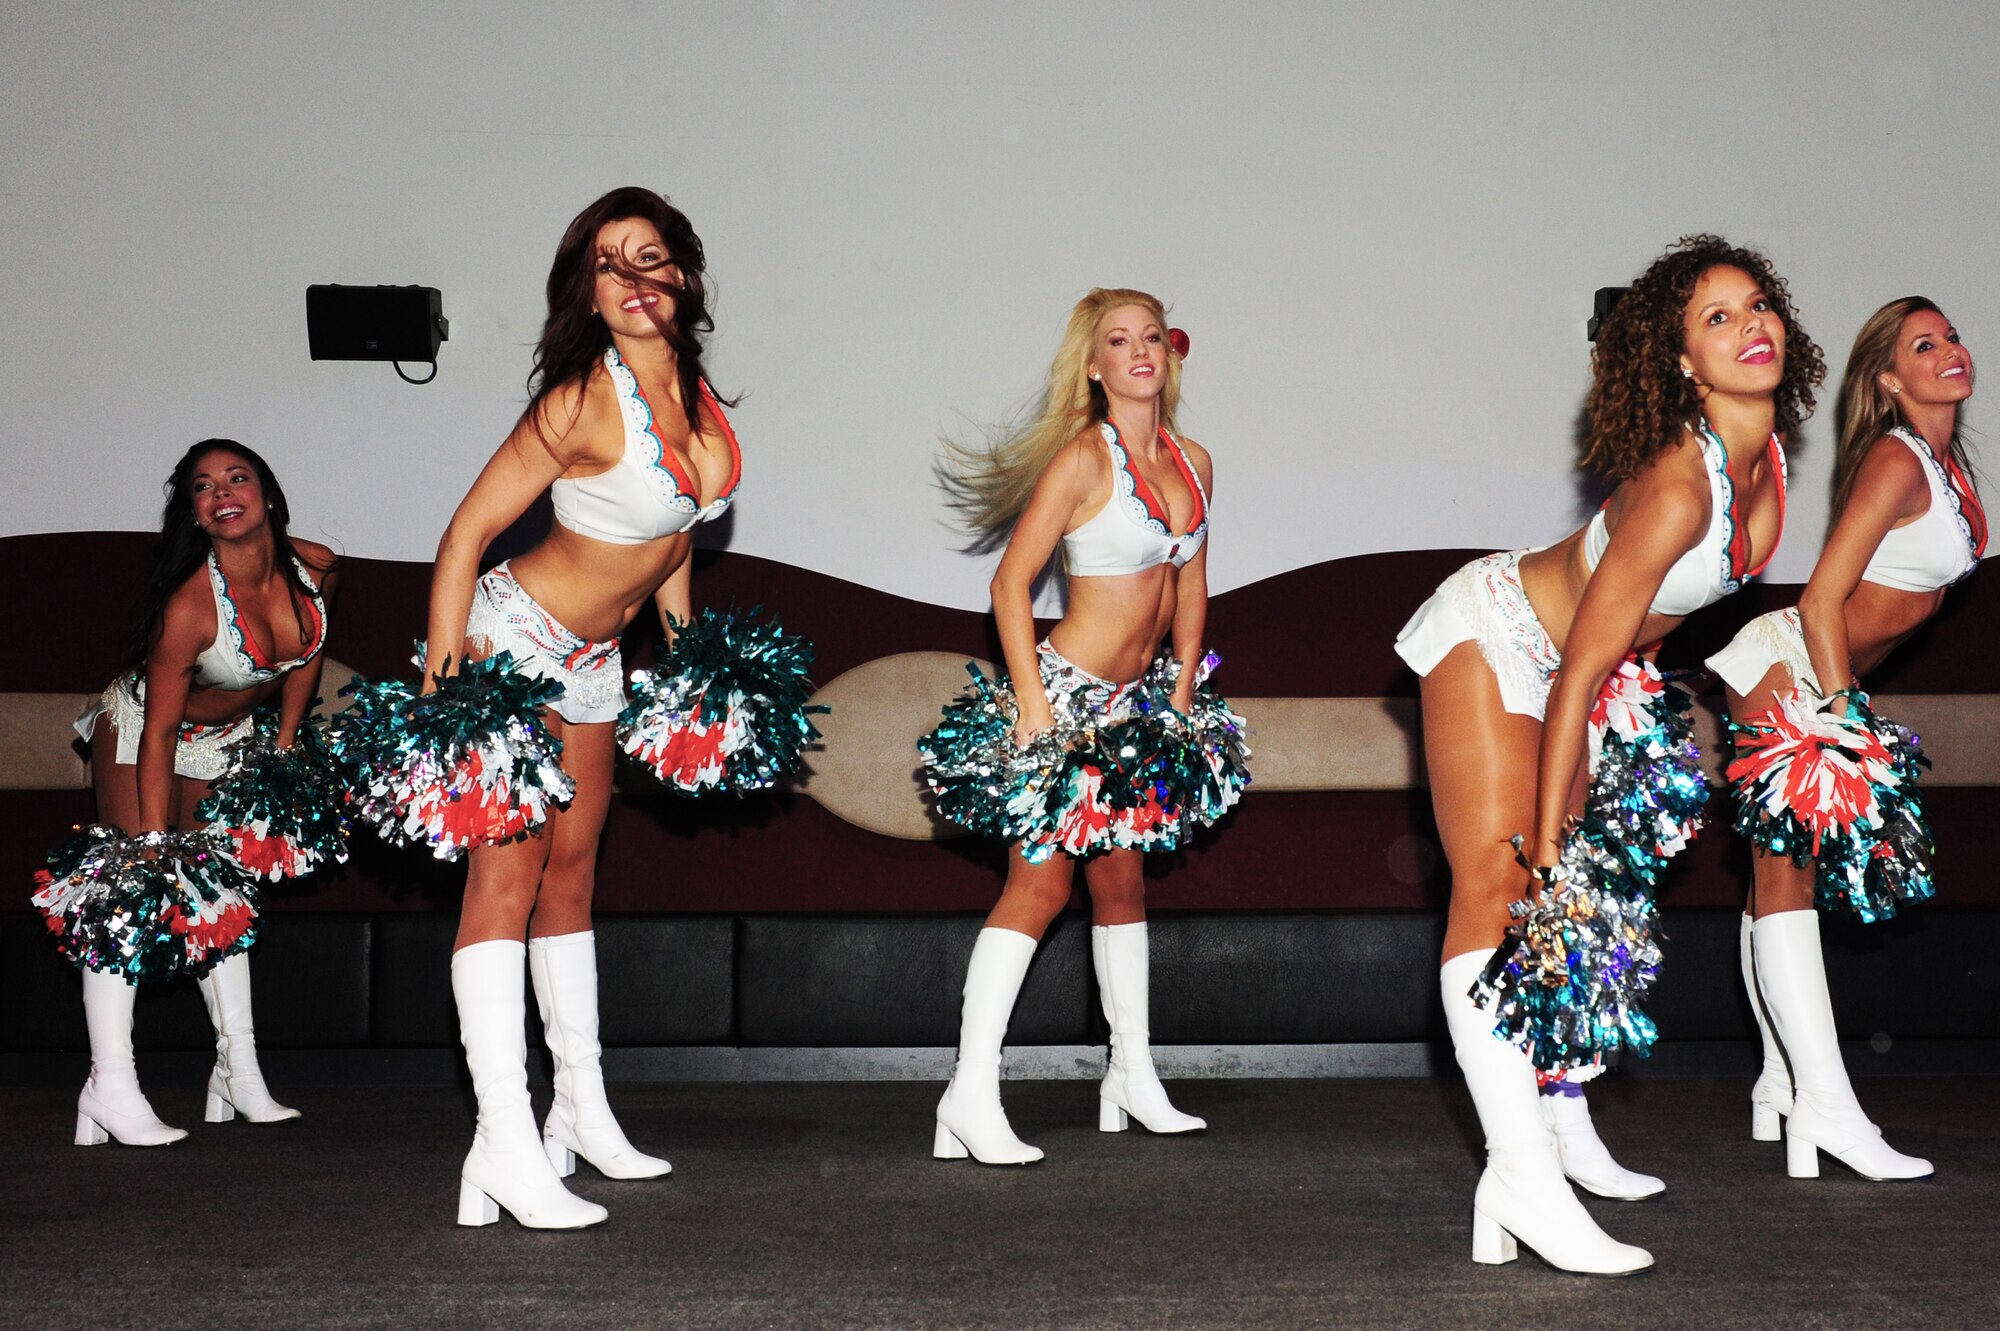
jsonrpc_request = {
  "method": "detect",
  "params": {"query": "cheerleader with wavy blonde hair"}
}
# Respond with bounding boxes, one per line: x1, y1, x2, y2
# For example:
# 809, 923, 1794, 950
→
922, 287, 1247, 1165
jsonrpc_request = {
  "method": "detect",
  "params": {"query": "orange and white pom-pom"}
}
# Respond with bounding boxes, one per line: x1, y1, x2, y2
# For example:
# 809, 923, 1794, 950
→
1587, 657, 1668, 762
620, 699, 745, 793
1726, 693, 1898, 855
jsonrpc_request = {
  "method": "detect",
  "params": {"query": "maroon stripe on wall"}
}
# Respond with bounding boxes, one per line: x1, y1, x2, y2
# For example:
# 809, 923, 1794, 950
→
7, 533, 1996, 912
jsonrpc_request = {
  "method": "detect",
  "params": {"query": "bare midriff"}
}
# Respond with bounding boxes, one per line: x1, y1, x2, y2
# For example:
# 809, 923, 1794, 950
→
504, 523, 693, 644
1045, 565, 1182, 685
180, 675, 288, 726
1840, 580, 1947, 678
1516, 533, 1686, 659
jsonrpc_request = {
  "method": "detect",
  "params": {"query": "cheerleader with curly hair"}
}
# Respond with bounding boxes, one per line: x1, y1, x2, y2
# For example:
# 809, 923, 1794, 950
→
1711, 297, 1981, 1181
1397, 236, 1823, 1273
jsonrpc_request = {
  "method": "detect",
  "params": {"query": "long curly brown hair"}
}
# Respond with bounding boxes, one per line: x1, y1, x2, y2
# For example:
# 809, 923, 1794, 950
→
1584, 234, 1825, 480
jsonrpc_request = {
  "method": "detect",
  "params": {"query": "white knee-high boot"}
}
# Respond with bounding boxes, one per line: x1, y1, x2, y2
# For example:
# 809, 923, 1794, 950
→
453, 940, 608, 1228
934, 927, 1043, 1165
1440, 953, 1651, 1275
76, 970, 187, 1147
529, 931, 670, 1180
1093, 922, 1205, 1134
1741, 911, 1793, 1141
1752, 911, 1931, 1181
1539, 1080, 1663, 1199
197, 953, 300, 1124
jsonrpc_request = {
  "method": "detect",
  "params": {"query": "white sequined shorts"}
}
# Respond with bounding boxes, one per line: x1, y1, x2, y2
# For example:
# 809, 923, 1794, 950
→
1395, 550, 1563, 720
1706, 607, 1820, 701
72, 674, 254, 782
465, 562, 625, 725
1037, 640, 1144, 728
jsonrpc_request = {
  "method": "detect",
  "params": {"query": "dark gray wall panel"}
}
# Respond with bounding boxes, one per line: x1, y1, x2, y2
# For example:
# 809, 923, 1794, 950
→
595, 917, 735, 1046
371, 913, 459, 1047
738, 916, 1091, 1046
1147, 914, 1446, 1043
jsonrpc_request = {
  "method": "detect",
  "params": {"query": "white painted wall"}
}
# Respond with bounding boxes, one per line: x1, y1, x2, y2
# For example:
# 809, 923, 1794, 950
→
4, 2, 1994, 610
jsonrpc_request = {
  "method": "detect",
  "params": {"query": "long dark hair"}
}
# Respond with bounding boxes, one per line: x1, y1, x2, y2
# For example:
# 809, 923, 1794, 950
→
524, 186, 732, 445
118, 440, 326, 675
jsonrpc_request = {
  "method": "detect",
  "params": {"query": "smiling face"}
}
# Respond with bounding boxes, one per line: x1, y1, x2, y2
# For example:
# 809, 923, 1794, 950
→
189, 448, 265, 539
1884, 308, 1974, 409
589, 217, 681, 337
1678, 264, 1786, 399
1087, 303, 1170, 403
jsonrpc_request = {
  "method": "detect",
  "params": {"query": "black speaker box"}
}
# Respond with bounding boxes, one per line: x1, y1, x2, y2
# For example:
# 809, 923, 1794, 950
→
306, 284, 448, 362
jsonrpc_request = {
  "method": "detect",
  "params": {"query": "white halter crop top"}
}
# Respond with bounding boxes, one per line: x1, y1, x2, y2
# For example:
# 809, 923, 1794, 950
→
549, 345, 742, 545
1583, 421, 1786, 617
1062, 422, 1209, 578
193, 551, 326, 691
1860, 428, 1988, 593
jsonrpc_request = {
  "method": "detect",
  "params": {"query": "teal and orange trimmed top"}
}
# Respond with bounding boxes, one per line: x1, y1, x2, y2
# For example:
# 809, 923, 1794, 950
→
194, 551, 326, 691
1062, 421, 1209, 578
550, 344, 742, 545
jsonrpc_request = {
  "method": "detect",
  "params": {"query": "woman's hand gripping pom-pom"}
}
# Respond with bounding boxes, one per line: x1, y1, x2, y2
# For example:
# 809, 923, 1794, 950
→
31, 826, 261, 982
328, 649, 575, 861
196, 711, 351, 881
616, 607, 827, 794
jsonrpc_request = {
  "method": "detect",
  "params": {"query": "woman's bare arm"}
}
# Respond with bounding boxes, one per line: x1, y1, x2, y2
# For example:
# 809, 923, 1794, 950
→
422, 386, 590, 684
1797, 438, 1927, 709
990, 439, 1097, 740
1531, 467, 1705, 865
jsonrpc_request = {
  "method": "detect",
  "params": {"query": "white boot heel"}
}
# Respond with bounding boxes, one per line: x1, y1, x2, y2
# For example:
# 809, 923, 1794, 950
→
451, 941, 608, 1230
77, 971, 187, 1147
932, 1121, 969, 1159
1755, 912, 1931, 1182
529, 933, 669, 1180
1786, 1129, 1820, 1179
1440, 954, 1652, 1275
1752, 1103, 1784, 1142
198, 955, 301, 1124
1092, 924, 1206, 1135
544, 1138, 577, 1178
1099, 1100, 1129, 1133
1470, 1207, 1518, 1265
934, 929, 1045, 1165
457, 1179, 500, 1227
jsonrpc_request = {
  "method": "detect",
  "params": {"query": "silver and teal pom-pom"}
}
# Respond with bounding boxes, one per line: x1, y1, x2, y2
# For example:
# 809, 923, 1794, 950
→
1473, 833, 1663, 1076
1585, 661, 1708, 873
30, 826, 260, 983
196, 710, 350, 881
618, 606, 827, 795
920, 662, 1199, 863
1144, 651, 1252, 829
328, 647, 575, 861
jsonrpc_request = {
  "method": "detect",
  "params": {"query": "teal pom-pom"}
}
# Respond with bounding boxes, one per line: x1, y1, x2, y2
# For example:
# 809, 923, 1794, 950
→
1472, 662, 1701, 1076
618, 606, 827, 795
196, 709, 350, 881
1725, 691, 1934, 923
30, 826, 260, 982
920, 652, 1248, 863
327, 647, 575, 861
1144, 651, 1252, 830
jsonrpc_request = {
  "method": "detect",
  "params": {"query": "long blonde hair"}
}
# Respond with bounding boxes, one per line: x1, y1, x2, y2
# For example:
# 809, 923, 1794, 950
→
940, 288, 1183, 544
1831, 296, 1975, 521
